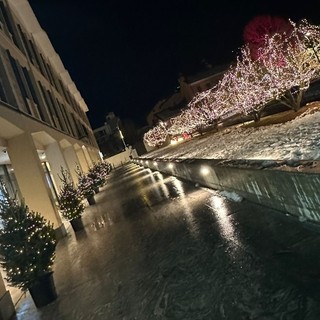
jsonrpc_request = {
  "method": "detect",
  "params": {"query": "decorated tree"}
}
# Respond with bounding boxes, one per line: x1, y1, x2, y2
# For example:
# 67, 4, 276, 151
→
212, 63, 256, 120
187, 88, 220, 130
299, 19, 320, 64
258, 20, 320, 110
144, 123, 168, 148
88, 165, 106, 192
143, 18, 320, 141
0, 179, 57, 291
167, 113, 193, 137
243, 15, 294, 60
212, 67, 241, 120
90, 161, 112, 186
227, 46, 278, 119
57, 168, 84, 221
103, 161, 113, 175
76, 169, 95, 202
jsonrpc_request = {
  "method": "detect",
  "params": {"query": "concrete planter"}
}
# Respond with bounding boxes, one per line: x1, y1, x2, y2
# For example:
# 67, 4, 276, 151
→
70, 216, 84, 232
28, 272, 57, 308
87, 195, 96, 206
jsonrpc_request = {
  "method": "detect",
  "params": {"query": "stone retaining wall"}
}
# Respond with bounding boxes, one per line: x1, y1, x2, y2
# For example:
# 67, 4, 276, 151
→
133, 158, 320, 223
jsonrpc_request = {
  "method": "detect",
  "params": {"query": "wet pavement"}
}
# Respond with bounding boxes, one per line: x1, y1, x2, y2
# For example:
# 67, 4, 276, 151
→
13, 163, 320, 319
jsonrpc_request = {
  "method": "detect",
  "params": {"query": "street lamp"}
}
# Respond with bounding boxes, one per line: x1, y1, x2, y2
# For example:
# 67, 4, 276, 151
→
117, 126, 127, 150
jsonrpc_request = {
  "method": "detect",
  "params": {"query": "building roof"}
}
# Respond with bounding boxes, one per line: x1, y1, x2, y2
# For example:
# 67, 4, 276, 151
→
183, 64, 229, 84
154, 98, 187, 122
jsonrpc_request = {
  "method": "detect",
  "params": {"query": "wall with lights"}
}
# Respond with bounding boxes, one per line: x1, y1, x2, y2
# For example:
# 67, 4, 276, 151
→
134, 158, 320, 224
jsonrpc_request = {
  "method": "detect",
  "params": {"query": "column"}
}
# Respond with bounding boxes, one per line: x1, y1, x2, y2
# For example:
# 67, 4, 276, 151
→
45, 141, 68, 193
82, 146, 93, 168
7, 133, 65, 238
89, 148, 102, 163
63, 145, 80, 184
75, 147, 89, 173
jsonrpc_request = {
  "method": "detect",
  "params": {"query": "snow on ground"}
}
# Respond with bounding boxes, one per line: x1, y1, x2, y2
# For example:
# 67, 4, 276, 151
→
143, 104, 320, 165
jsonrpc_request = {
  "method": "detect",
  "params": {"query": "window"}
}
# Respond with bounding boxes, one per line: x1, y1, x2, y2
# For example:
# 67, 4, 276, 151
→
28, 39, 43, 72
47, 90, 63, 130
21, 67, 45, 120
0, 2, 19, 47
62, 104, 76, 137
38, 82, 55, 127
55, 99, 69, 133
6, 51, 31, 114
0, 165, 20, 204
17, 25, 34, 64
58, 79, 71, 104
0, 78, 8, 103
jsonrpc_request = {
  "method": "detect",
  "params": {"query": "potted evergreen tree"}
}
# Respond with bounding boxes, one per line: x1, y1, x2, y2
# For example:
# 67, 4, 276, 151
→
57, 168, 85, 232
0, 180, 57, 308
76, 170, 96, 205
96, 161, 112, 180
88, 163, 106, 193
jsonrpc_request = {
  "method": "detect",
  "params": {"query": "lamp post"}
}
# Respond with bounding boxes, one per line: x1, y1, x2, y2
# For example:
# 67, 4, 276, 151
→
117, 126, 127, 150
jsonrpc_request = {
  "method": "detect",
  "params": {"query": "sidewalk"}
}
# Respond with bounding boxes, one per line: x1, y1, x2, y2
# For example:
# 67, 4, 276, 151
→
13, 164, 320, 319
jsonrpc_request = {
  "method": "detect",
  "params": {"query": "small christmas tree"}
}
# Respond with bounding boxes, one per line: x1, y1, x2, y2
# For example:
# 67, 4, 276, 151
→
0, 179, 56, 291
58, 168, 84, 221
97, 161, 112, 178
88, 161, 112, 191
76, 169, 95, 200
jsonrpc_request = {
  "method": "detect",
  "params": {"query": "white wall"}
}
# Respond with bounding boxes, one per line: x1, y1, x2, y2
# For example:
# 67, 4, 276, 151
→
106, 147, 138, 168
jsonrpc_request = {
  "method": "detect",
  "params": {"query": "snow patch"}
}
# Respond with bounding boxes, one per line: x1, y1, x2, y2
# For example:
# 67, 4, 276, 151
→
145, 108, 320, 166
219, 191, 243, 202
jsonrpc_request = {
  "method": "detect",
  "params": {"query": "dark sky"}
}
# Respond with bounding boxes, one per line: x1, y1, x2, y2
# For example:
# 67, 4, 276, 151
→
28, 0, 320, 129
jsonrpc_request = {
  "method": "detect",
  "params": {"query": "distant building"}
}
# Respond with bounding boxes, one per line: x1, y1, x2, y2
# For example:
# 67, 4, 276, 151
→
93, 112, 127, 158
146, 65, 228, 126
178, 64, 227, 102
147, 91, 186, 126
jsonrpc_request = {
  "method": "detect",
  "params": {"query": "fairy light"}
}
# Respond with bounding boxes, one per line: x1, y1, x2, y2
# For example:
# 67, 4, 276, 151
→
144, 124, 168, 147
0, 180, 57, 290
142, 18, 320, 146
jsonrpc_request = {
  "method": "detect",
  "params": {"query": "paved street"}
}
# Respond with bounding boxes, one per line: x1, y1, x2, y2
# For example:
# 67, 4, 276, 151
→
14, 163, 320, 319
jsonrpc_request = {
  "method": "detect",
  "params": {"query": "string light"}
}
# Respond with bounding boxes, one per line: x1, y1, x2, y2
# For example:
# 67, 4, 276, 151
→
143, 19, 320, 147
0, 180, 57, 290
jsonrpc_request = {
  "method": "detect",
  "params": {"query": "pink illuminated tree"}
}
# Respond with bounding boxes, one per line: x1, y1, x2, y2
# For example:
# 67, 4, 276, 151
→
243, 15, 293, 60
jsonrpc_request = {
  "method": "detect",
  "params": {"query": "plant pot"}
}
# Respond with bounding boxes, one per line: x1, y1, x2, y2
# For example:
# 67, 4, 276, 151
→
70, 216, 84, 232
87, 194, 96, 205
28, 272, 57, 308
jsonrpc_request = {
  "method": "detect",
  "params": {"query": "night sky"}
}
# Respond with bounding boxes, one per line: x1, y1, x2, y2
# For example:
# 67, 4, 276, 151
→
28, 0, 320, 129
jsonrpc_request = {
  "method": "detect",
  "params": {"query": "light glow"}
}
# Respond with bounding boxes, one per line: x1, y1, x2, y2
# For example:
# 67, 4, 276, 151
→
200, 166, 210, 176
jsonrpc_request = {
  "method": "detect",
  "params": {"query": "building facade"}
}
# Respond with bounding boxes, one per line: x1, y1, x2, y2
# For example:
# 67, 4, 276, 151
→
0, 1, 100, 316
93, 112, 127, 158
146, 65, 227, 126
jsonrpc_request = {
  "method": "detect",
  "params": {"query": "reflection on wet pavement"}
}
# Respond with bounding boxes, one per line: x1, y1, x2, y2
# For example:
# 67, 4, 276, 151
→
14, 163, 320, 319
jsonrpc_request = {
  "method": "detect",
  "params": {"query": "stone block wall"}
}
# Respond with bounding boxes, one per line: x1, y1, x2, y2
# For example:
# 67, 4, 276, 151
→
134, 158, 320, 223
